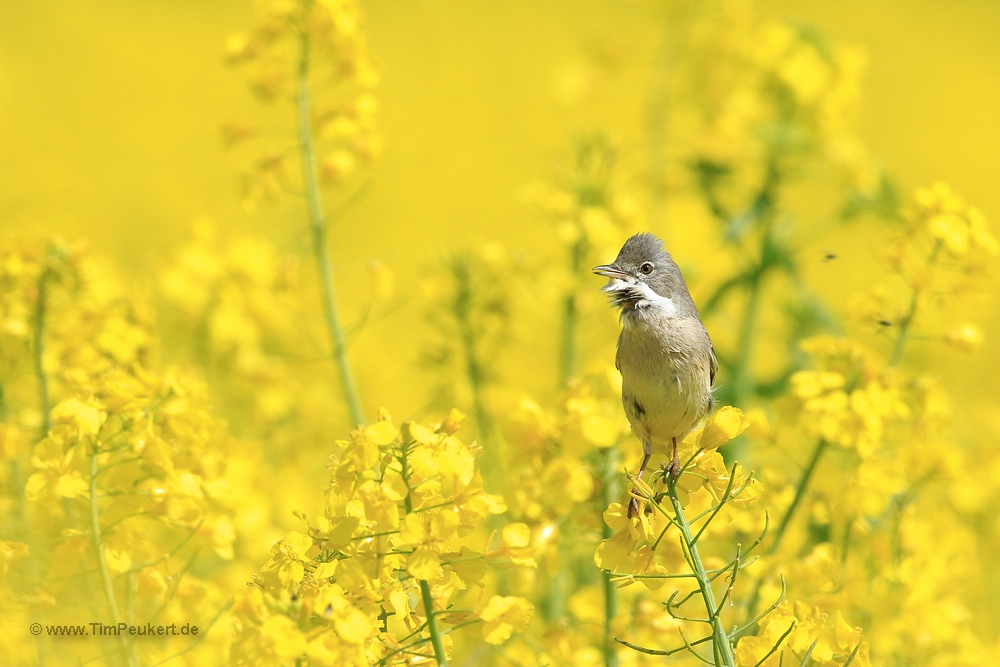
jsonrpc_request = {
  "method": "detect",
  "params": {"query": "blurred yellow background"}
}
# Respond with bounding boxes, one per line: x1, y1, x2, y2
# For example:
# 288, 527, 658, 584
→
3, 2, 1000, 665
1, 0, 997, 424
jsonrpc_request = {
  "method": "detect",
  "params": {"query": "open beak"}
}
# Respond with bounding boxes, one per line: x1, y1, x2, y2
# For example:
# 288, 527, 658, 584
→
592, 264, 629, 280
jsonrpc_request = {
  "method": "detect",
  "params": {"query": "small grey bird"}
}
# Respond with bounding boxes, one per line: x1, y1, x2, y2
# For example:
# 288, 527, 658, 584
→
594, 233, 717, 517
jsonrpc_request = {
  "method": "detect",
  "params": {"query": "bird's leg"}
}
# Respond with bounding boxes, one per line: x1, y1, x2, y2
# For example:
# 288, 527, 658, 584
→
666, 436, 680, 482
628, 439, 653, 518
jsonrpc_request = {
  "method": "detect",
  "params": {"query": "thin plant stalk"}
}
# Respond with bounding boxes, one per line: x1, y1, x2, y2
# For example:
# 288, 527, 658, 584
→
419, 580, 449, 667
34, 260, 51, 435
401, 442, 448, 666
770, 439, 828, 555
453, 261, 493, 448
559, 291, 578, 387
715, 161, 779, 411
888, 290, 918, 367
125, 568, 139, 667
297, 16, 365, 428
90, 449, 133, 667
889, 241, 939, 367
667, 482, 736, 667
743, 439, 827, 622
601, 447, 621, 667
728, 203, 775, 410
558, 238, 587, 387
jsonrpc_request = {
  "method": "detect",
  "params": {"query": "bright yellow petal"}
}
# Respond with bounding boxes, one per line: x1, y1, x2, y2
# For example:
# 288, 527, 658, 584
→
501, 523, 531, 549
103, 546, 131, 574
334, 607, 373, 644
408, 546, 443, 580
699, 406, 750, 450
366, 420, 398, 446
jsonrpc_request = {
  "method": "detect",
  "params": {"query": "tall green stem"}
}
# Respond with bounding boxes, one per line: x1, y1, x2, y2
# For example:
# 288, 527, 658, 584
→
721, 162, 778, 410
34, 262, 51, 435
297, 19, 365, 428
668, 484, 736, 667
558, 239, 586, 387
601, 448, 620, 667
743, 438, 827, 623
90, 450, 132, 667
888, 290, 918, 368
419, 580, 449, 667
771, 439, 827, 555
559, 292, 578, 387
401, 443, 448, 666
889, 241, 940, 367
449, 256, 493, 453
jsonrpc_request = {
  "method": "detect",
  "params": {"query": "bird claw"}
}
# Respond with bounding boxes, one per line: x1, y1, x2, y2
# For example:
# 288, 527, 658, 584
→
666, 456, 681, 482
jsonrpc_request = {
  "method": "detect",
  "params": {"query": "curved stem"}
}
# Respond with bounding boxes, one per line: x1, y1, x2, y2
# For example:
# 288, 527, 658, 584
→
601, 448, 620, 667
559, 292, 578, 387
719, 161, 779, 410
457, 286, 491, 447
558, 239, 586, 387
90, 449, 132, 667
770, 439, 827, 555
888, 290, 918, 367
297, 18, 365, 427
743, 439, 827, 623
400, 443, 448, 666
889, 241, 941, 367
34, 261, 51, 435
668, 483, 736, 667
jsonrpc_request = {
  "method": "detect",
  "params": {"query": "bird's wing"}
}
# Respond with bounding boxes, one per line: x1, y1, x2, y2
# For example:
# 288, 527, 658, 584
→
708, 342, 718, 387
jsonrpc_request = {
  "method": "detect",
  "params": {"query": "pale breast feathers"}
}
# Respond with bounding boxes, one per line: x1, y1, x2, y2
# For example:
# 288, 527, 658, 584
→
616, 314, 714, 446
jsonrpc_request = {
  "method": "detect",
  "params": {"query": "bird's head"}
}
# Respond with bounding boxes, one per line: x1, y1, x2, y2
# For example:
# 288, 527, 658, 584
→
593, 232, 692, 315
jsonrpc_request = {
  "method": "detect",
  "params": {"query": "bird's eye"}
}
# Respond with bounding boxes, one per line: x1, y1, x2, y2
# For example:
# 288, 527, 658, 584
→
639, 262, 654, 275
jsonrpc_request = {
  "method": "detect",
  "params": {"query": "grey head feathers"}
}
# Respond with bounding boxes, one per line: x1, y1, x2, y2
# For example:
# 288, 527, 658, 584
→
594, 233, 698, 317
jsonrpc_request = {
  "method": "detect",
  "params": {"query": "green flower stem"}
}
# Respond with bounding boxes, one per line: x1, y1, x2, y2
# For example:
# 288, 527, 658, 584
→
34, 260, 51, 435
888, 290, 918, 368
601, 447, 621, 667
400, 442, 448, 667
889, 241, 941, 367
125, 568, 139, 667
558, 238, 587, 387
447, 255, 494, 451
667, 483, 736, 667
90, 449, 133, 667
742, 439, 827, 624
419, 579, 449, 667
559, 291, 578, 387
297, 17, 365, 428
770, 439, 827, 555
717, 162, 779, 412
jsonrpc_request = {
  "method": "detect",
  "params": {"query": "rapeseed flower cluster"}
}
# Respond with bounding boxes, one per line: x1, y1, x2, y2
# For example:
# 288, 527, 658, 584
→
230, 410, 534, 666
0, 242, 234, 667
225, 0, 380, 209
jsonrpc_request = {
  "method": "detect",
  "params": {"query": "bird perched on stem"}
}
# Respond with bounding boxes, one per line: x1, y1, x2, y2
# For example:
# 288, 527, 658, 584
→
594, 233, 717, 518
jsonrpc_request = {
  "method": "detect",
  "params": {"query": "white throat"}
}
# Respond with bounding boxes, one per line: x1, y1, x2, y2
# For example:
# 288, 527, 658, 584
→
604, 278, 678, 317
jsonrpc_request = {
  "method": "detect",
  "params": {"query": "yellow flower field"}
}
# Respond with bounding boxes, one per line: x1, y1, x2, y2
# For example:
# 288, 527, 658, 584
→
1, 1, 999, 666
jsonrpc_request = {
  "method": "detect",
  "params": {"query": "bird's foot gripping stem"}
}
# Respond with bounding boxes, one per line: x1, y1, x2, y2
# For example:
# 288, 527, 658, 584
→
666, 437, 680, 482
627, 444, 653, 519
